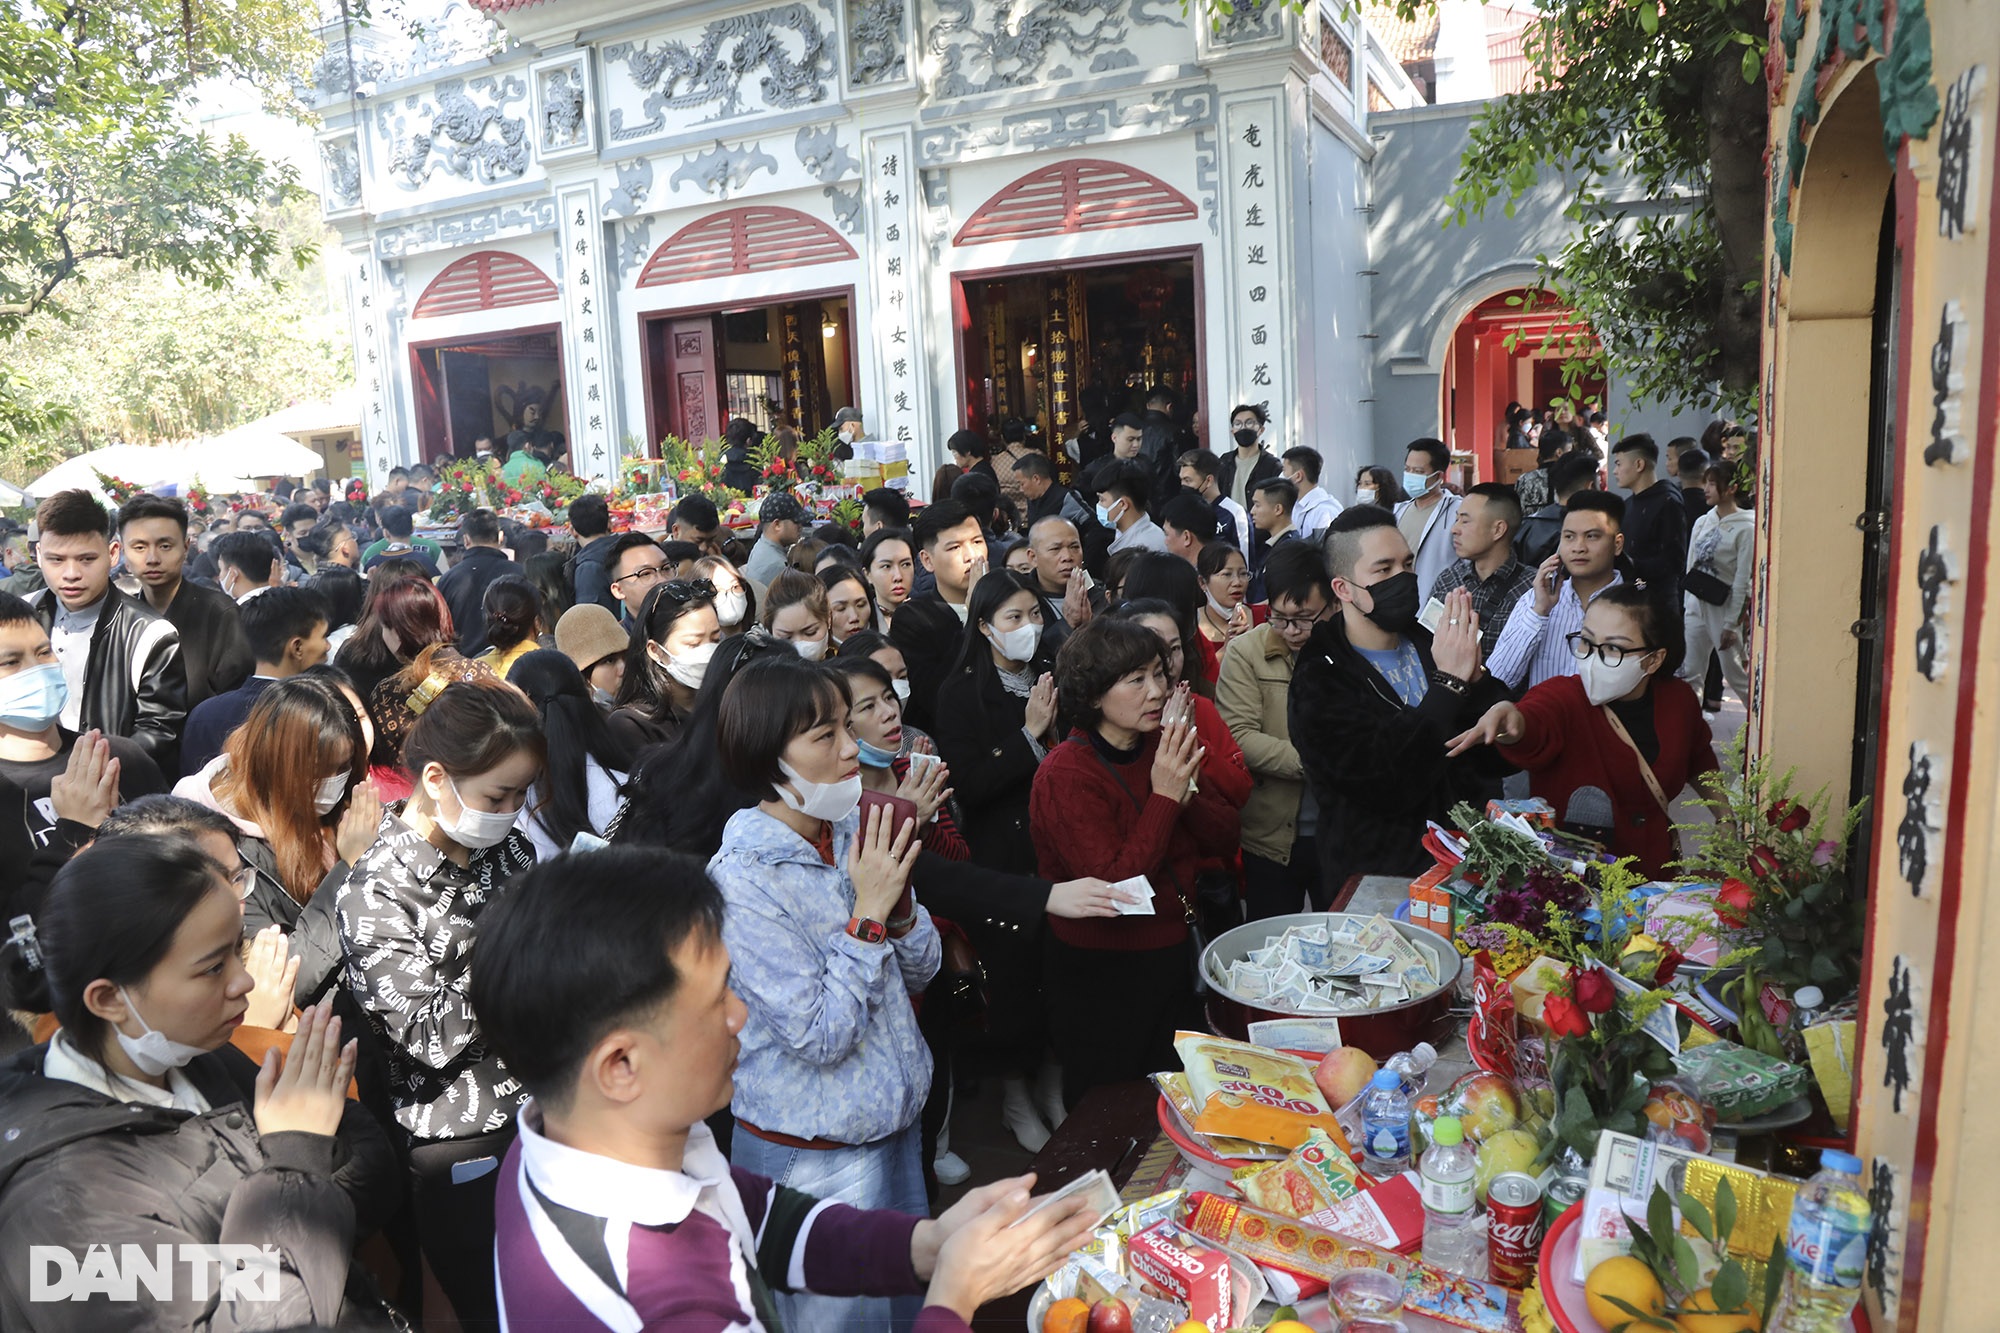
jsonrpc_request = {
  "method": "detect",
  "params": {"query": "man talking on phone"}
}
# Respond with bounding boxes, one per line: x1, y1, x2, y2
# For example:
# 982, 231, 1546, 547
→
1483, 490, 1627, 690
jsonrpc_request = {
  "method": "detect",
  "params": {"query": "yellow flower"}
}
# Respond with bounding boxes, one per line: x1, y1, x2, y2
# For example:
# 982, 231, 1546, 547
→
1518, 1279, 1558, 1333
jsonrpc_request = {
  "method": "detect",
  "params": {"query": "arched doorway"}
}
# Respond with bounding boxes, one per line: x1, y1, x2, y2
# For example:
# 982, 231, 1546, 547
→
405, 251, 567, 467
1438, 288, 1603, 483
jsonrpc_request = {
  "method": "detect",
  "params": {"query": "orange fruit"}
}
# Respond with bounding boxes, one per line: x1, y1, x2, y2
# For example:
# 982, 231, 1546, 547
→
1672, 1288, 1762, 1333
1170, 1323, 1208, 1333
1583, 1255, 1667, 1329
1264, 1324, 1316, 1333
1042, 1296, 1090, 1333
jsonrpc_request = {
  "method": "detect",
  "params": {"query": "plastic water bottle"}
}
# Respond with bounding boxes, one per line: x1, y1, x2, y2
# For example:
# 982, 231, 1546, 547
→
1786, 985, 1826, 1060
1773, 1149, 1871, 1331
1384, 1041, 1440, 1097
1421, 1115, 1483, 1277
1360, 1069, 1412, 1176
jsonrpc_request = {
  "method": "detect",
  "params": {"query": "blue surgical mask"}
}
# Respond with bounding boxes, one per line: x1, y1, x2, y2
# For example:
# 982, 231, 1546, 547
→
0, 664, 67, 731
1095, 499, 1121, 527
856, 737, 898, 769
1403, 470, 1436, 498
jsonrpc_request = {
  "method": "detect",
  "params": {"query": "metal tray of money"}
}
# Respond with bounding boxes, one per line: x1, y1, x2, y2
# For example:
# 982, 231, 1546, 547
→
1201, 912, 1462, 1060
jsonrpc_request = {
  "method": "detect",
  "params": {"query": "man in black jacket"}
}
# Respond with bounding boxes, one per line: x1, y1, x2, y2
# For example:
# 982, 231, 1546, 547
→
116, 494, 252, 711
29, 489, 187, 773
1610, 433, 1687, 599
889, 498, 987, 731
1290, 506, 1510, 903
1514, 452, 1599, 568
438, 507, 522, 655
1216, 403, 1282, 514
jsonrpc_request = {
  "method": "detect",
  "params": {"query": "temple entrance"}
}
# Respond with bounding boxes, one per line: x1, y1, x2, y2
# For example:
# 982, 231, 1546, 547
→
1439, 288, 1606, 482
955, 253, 1203, 482
642, 293, 854, 448
408, 327, 567, 468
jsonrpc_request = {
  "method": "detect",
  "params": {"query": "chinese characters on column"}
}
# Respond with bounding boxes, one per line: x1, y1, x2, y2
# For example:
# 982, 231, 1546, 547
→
865, 129, 927, 482
1224, 97, 1285, 426
347, 252, 395, 489
557, 186, 617, 483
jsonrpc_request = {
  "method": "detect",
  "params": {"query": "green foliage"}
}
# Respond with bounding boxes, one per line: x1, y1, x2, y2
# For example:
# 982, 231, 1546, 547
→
1436, 0, 1769, 415
1447, 800, 1555, 892
1620, 1177, 1776, 1323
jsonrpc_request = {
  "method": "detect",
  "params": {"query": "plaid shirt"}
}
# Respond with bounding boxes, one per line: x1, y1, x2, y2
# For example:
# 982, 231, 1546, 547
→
1430, 555, 1537, 658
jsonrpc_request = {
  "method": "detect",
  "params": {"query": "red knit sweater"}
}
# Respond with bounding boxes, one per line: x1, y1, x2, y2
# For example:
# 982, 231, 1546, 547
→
1030, 730, 1242, 951
1505, 673, 1720, 878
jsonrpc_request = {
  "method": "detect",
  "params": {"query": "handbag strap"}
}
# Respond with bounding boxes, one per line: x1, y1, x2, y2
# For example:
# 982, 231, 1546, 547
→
1599, 705, 1674, 822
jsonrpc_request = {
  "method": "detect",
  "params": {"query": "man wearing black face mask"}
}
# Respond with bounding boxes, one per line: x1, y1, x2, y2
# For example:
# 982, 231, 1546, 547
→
1289, 507, 1512, 901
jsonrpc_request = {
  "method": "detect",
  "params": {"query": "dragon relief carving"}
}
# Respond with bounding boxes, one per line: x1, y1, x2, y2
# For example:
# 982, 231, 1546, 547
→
847, 0, 907, 85
604, 3, 833, 140
321, 137, 362, 210
929, 0, 1134, 98
376, 76, 531, 189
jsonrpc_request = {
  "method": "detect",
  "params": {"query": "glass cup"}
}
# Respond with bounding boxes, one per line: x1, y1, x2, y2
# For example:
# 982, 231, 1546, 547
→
1331, 1266, 1408, 1330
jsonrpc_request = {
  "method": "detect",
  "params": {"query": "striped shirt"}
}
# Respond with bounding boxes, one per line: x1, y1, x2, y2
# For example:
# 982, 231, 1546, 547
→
1485, 570, 1625, 690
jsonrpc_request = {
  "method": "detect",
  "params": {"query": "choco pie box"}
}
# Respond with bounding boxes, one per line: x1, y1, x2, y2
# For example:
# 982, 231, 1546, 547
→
1126, 1221, 1231, 1331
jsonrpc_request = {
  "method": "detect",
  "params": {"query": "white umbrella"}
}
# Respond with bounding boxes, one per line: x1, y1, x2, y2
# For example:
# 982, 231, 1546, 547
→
185, 423, 326, 478
26, 445, 195, 500
0, 478, 26, 507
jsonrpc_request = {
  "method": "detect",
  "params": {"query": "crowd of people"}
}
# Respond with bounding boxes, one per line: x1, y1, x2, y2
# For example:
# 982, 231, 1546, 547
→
0, 400, 1756, 1331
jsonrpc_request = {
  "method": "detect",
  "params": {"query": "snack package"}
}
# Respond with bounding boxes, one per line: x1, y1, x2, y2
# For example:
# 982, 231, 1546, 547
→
1235, 1128, 1363, 1219
1641, 1079, 1716, 1155
1466, 950, 1518, 1077
1179, 1191, 1375, 1295
1127, 1221, 1232, 1331
1173, 1033, 1353, 1152
1674, 1040, 1810, 1120
1484, 796, 1556, 829
1312, 1172, 1426, 1254
1154, 1073, 1289, 1160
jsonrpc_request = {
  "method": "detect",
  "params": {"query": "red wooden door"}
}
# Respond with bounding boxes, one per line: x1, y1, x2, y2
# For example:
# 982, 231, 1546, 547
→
664, 317, 722, 444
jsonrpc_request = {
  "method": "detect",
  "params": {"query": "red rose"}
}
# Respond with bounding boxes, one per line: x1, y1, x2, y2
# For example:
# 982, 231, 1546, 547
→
1749, 845, 1781, 878
1767, 801, 1811, 833
1716, 878, 1757, 927
1653, 946, 1685, 986
1571, 967, 1616, 1014
1543, 994, 1591, 1038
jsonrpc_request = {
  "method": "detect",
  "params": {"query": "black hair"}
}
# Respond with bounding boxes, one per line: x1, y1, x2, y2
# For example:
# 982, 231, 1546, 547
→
1281, 446, 1323, 483
818, 563, 876, 621
615, 632, 783, 854
1324, 503, 1400, 581
863, 488, 911, 528
608, 532, 667, 580
1536, 432, 1568, 464
0, 590, 33, 626
1463, 482, 1524, 534
859, 527, 914, 570
468, 846, 725, 1110
212, 531, 277, 583
1196, 540, 1244, 581
950, 470, 1001, 518
813, 541, 861, 572
1000, 417, 1028, 445
240, 585, 329, 664
117, 494, 189, 536
1014, 451, 1055, 480
1404, 437, 1450, 472
1357, 465, 1408, 506
1593, 581, 1685, 678
35, 490, 110, 540
459, 507, 503, 545
1550, 452, 1602, 498
1263, 539, 1332, 608
671, 494, 719, 532
402, 679, 545, 788
1099, 468, 1149, 509
524, 551, 573, 620
716, 656, 851, 800
20, 835, 229, 1063
658, 539, 701, 570
483, 575, 544, 653
378, 505, 416, 539
1252, 477, 1298, 511
911, 498, 977, 551
1178, 449, 1220, 480
281, 502, 319, 531
827, 654, 895, 698
945, 569, 1048, 700
614, 576, 718, 715
1053, 617, 1168, 733
1159, 492, 1217, 543
835, 628, 894, 661
96, 792, 238, 844
1145, 384, 1178, 411
1611, 433, 1660, 464
387, 466, 410, 482
569, 493, 611, 538
507, 649, 634, 850
511, 527, 550, 561
1229, 403, 1268, 426
947, 428, 989, 461
1564, 489, 1627, 527
1117, 554, 1202, 686
1110, 411, 1147, 433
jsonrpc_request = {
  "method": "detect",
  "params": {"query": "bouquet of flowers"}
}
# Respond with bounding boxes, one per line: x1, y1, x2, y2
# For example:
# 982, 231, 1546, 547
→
91, 470, 146, 505
345, 478, 369, 505
184, 484, 211, 520
428, 457, 506, 522
651, 434, 744, 507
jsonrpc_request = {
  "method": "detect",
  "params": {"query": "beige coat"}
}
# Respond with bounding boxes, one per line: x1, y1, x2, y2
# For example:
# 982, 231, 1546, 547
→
1214, 622, 1305, 863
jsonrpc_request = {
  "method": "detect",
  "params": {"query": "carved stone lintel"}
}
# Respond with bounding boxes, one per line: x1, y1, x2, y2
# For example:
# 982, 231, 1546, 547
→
607, 158, 655, 217
320, 134, 363, 213
605, 3, 834, 140
374, 74, 531, 190
372, 198, 559, 259
928, 0, 1136, 99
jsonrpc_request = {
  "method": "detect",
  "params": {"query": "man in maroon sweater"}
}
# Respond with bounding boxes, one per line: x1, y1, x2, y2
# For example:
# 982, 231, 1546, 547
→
471, 845, 1098, 1332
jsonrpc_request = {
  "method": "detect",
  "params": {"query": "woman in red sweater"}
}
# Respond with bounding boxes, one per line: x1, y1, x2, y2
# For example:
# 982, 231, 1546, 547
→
1032, 618, 1241, 1106
1448, 584, 1720, 877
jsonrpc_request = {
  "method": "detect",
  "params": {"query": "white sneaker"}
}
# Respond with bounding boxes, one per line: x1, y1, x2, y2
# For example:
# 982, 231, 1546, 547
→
1002, 1078, 1052, 1153
1034, 1062, 1068, 1130
934, 1150, 972, 1185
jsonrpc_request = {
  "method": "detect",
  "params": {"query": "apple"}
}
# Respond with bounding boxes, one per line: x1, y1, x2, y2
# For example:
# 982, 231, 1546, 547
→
1473, 1128, 1543, 1203
1444, 1070, 1520, 1142
1087, 1297, 1133, 1333
1314, 1046, 1379, 1109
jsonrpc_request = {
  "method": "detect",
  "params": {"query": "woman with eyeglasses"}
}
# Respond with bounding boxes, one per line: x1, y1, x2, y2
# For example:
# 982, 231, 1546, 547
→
1446, 583, 1719, 877
608, 577, 721, 753
1195, 542, 1254, 655
695, 553, 756, 637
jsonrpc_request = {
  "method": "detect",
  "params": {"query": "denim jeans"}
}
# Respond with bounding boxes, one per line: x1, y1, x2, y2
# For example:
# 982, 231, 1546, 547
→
730, 1121, 929, 1331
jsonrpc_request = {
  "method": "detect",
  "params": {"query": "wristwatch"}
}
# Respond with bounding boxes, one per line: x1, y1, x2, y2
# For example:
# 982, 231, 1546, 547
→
845, 916, 888, 944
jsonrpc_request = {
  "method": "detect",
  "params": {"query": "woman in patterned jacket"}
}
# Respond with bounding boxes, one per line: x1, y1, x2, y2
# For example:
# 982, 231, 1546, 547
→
336, 677, 542, 1330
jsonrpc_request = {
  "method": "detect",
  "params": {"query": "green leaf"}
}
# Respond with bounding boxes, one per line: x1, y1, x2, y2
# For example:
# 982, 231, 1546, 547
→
1673, 1236, 1702, 1292
1679, 1190, 1715, 1244
1600, 1294, 1677, 1330
1648, 1187, 1675, 1259
1639, 0, 1660, 34
1712, 1261, 1749, 1313
1714, 1177, 1737, 1247
1762, 1235, 1788, 1322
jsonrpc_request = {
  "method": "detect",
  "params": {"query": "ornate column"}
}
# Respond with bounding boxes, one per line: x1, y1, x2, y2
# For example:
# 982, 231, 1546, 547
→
555, 181, 619, 486
346, 247, 403, 489
1219, 91, 1293, 442
862, 125, 931, 488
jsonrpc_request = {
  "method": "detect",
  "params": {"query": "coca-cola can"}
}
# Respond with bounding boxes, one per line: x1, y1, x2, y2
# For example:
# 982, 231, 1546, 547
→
1486, 1172, 1546, 1287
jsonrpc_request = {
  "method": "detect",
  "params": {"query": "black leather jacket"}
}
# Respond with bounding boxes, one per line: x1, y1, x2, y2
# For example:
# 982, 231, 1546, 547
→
31, 585, 187, 773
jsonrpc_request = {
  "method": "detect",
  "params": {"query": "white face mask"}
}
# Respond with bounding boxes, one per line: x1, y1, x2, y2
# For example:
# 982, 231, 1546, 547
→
438, 773, 519, 850
1578, 651, 1654, 706
776, 757, 862, 823
890, 677, 911, 702
654, 638, 716, 690
1356, 487, 1378, 506
314, 770, 351, 816
791, 635, 827, 662
713, 589, 748, 627
0, 663, 68, 731
987, 621, 1041, 663
115, 988, 211, 1075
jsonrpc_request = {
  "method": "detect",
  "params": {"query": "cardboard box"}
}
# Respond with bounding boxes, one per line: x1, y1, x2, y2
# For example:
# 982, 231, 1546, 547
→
1126, 1221, 1231, 1331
